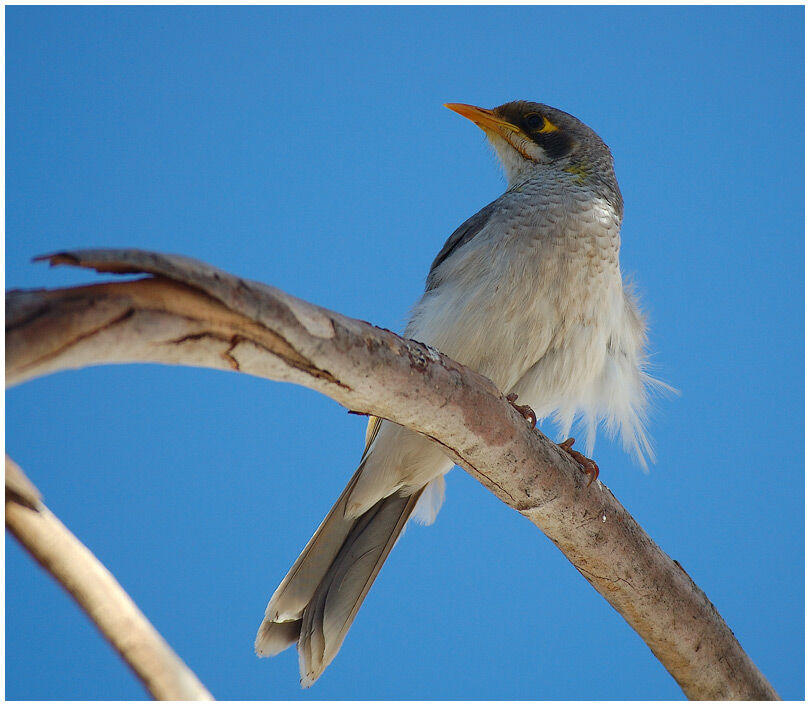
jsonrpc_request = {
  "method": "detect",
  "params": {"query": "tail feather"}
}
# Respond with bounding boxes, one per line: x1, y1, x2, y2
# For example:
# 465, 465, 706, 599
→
254, 619, 302, 657
255, 475, 423, 686
258, 470, 363, 626
317, 492, 422, 675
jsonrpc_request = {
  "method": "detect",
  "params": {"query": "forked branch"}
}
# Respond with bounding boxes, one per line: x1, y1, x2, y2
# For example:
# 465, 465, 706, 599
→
6, 249, 778, 700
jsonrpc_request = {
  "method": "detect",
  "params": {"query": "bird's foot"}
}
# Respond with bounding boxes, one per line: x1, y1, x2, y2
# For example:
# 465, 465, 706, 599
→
506, 393, 537, 427
558, 438, 599, 487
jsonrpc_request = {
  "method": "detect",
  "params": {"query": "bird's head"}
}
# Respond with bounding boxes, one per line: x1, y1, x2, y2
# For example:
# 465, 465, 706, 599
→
445, 100, 618, 200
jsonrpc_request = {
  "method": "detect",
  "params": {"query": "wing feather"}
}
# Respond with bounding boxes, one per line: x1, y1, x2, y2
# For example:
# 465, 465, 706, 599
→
426, 200, 499, 290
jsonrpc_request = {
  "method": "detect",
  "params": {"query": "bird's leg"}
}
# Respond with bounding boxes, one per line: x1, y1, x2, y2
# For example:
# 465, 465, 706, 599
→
506, 392, 537, 427
504, 396, 597, 485
558, 438, 599, 487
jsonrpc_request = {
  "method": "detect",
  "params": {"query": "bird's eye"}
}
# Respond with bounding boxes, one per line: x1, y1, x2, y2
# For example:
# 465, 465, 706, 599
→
525, 114, 544, 130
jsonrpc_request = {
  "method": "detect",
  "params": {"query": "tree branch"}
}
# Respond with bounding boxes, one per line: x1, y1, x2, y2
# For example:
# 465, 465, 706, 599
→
5, 455, 214, 700
6, 248, 778, 700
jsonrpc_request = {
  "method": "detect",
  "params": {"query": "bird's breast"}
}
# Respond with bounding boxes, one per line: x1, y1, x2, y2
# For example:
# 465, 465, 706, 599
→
407, 188, 624, 392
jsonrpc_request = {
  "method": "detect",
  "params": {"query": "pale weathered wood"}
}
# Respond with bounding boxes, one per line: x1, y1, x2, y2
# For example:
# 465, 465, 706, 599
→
5, 456, 214, 700
6, 249, 779, 700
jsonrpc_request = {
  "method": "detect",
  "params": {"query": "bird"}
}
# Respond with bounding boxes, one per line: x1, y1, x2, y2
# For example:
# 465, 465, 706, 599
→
255, 99, 665, 686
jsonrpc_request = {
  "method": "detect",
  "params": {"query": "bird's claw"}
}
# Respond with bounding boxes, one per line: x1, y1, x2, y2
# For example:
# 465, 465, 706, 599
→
558, 438, 599, 487
506, 393, 537, 427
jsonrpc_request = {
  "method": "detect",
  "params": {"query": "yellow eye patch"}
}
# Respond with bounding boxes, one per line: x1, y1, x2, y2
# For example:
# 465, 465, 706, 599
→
538, 117, 559, 133
523, 112, 559, 134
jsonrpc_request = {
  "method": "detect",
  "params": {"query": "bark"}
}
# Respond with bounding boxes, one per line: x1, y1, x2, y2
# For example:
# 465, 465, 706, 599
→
5, 456, 214, 700
6, 248, 779, 700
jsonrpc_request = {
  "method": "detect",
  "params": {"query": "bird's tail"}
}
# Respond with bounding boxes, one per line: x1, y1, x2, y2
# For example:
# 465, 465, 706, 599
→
255, 465, 423, 687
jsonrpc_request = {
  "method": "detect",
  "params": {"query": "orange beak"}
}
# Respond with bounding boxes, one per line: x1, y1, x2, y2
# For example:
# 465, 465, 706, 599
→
444, 103, 519, 138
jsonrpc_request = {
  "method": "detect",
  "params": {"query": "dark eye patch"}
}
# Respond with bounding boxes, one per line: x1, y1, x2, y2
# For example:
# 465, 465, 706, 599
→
494, 102, 574, 160
531, 131, 573, 160
525, 113, 544, 130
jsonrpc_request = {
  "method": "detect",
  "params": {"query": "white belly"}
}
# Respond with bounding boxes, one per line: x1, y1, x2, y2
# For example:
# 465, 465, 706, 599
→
405, 194, 653, 465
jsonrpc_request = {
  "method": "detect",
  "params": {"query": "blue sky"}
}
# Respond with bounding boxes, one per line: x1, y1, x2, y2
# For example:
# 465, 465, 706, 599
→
6, 6, 803, 700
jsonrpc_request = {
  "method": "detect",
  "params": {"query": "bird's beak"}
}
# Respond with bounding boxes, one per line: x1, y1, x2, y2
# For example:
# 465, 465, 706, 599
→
444, 103, 519, 139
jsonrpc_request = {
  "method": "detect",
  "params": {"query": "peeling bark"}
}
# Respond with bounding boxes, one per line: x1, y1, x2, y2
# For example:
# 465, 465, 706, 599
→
6, 249, 779, 700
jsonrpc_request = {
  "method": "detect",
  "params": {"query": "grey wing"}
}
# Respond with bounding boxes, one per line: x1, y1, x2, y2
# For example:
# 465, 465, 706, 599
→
426, 199, 499, 290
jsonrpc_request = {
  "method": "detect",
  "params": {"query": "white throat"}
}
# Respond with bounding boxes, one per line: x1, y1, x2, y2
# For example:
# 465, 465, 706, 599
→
486, 133, 542, 187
